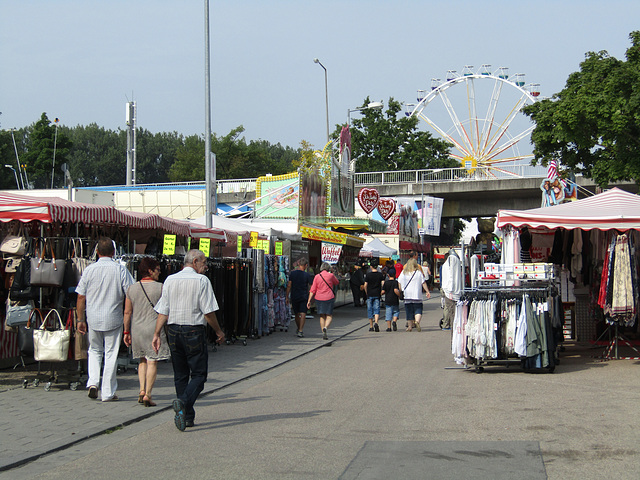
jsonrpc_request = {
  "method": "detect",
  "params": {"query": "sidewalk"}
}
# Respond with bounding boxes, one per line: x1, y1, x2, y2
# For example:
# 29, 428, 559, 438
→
0, 304, 371, 472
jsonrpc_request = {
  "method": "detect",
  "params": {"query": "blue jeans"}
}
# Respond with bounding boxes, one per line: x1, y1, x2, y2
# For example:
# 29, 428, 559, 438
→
404, 302, 423, 320
367, 297, 381, 318
385, 304, 400, 322
167, 324, 208, 422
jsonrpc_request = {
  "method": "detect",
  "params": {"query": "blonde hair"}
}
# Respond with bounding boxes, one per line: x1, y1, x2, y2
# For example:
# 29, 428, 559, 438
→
402, 258, 419, 274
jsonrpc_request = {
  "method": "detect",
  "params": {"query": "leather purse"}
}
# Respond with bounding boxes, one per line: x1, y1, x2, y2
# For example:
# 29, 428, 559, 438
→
30, 240, 66, 287
0, 225, 27, 256
18, 309, 44, 357
33, 309, 70, 362
5, 299, 34, 327
65, 238, 93, 289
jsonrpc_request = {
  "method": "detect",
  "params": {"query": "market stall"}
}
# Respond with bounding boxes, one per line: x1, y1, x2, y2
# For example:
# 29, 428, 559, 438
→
496, 188, 640, 359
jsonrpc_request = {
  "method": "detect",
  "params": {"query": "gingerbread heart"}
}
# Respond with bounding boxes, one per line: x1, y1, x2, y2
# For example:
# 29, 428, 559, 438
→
377, 198, 396, 220
358, 188, 380, 214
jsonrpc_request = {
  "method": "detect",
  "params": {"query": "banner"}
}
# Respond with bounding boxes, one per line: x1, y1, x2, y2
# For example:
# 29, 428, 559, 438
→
418, 196, 444, 236
162, 234, 176, 255
321, 242, 343, 264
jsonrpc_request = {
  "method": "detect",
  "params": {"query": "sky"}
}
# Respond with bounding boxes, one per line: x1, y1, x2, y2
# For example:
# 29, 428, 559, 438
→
1, 1, 640, 155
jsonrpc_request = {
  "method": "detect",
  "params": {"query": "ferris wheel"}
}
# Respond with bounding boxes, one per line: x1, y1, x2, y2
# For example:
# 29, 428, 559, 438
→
406, 65, 540, 177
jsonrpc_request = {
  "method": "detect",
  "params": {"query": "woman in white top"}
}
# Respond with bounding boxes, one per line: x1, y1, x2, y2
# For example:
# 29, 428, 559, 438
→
398, 258, 431, 331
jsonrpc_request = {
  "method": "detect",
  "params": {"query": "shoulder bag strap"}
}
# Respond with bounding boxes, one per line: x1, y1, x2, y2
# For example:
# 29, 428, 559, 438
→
138, 282, 157, 309
318, 272, 336, 298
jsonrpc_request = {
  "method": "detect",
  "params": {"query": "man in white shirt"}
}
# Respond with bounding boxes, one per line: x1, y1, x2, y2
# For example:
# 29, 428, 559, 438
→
76, 237, 135, 401
152, 249, 225, 431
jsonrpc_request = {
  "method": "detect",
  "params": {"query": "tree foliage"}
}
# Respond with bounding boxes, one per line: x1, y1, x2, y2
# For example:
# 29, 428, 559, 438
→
339, 97, 455, 172
522, 31, 640, 187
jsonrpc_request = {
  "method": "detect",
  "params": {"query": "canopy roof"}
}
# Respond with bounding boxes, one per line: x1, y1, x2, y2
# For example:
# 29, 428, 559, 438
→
497, 188, 640, 231
0, 192, 225, 239
360, 237, 397, 257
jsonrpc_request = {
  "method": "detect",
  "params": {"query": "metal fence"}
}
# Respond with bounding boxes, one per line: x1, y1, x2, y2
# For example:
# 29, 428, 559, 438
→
353, 165, 549, 186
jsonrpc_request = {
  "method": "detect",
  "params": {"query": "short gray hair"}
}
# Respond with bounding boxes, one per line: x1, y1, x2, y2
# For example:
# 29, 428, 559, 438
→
320, 262, 332, 272
185, 249, 205, 266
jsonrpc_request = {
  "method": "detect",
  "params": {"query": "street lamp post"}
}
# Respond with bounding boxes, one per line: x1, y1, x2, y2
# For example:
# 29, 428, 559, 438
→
4, 165, 20, 189
8, 129, 26, 189
51, 117, 59, 189
313, 58, 330, 144
347, 101, 384, 125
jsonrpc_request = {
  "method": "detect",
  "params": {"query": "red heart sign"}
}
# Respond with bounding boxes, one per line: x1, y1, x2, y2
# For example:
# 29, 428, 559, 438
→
377, 197, 396, 220
358, 188, 379, 214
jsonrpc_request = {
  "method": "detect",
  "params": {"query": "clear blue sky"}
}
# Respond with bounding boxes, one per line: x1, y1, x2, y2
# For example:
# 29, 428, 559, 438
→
1, 0, 639, 153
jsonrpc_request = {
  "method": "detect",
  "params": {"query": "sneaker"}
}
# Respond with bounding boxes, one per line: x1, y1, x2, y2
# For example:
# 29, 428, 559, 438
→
172, 399, 186, 432
297, 331, 304, 338
88, 386, 98, 399
322, 328, 328, 340
392, 321, 397, 331
415, 322, 422, 332
386, 328, 392, 332
369, 327, 374, 332
374, 323, 380, 332
185, 420, 195, 428
102, 395, 119, 402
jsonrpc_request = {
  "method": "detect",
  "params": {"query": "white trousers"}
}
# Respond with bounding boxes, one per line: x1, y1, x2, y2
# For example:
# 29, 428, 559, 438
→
86, 326, 122, 401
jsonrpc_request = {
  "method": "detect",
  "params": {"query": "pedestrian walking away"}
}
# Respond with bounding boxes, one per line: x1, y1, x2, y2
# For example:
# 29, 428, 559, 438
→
381, 268, 401, 332
152, 249, 225, 431
307, 262, 339, 340
397, 258, 430, 332
123, 257, 170, 407
364, 261, 385, 332
349, 259, 366, 307
286, 257, 312, 338
76, 237, 135, 402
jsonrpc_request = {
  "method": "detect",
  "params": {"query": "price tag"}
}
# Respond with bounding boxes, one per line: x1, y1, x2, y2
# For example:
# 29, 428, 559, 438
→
199, 238, 211, 257
237, 234, 243, 254
275, 241, 283, 256
162, 234, 176, 255
249, 231, 258, 248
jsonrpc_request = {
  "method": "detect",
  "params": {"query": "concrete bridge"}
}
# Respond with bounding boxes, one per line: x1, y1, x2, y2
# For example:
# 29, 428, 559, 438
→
216, 166, 638, 219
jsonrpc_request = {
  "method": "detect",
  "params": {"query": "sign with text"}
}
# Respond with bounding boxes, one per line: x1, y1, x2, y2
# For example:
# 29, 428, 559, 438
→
275, 241, 283, 256
321, 242, 343, 264
199, 238, 211, 257
249, 231, 259, 248
237, 235, 243, 254
162, 234, 176, 255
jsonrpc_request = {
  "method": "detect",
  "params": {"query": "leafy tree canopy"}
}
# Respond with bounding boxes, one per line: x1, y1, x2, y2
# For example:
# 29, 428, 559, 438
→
522, 31, 640, 187
337, 97, 456, 172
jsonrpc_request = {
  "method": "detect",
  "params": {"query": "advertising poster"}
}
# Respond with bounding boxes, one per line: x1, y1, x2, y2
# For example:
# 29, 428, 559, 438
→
299, 168, 327, 226
330, 126, 355, 217
255, 172, 299, 219
321, 242, 343, 264
417, 196, 444, 236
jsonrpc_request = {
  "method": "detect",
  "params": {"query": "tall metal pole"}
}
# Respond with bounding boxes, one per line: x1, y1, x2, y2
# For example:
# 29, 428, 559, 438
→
9, 129, 25, 189
51, 119, 59, 189
314, 58, 329, 144
204, 0, 214, 228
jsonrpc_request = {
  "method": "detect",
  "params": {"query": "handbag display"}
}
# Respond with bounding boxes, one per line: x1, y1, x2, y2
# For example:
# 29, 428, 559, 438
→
30, 240, 66, 287
0, 225, 27, 256
4, 255, 22, 273
5, 299, 35, 327
10, 257, 38, 301
64, 238, 93, 289
18, 309, 44, 357
33, 309, 70, 362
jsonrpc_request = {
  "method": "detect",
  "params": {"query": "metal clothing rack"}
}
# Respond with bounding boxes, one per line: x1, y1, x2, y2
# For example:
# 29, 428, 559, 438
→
598, 323, 640, 360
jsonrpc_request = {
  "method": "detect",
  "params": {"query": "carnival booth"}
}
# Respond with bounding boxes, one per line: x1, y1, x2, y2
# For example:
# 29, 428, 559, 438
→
0, 192, 226, 373
496, 188, 640, 360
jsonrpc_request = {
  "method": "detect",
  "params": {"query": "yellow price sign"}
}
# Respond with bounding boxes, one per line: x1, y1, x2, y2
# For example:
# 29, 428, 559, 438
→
162, 234, 177, 255
249, 231, 258, 248
275, 241, 283, 256
237, 234, 243, 253
199, 238, 211, 257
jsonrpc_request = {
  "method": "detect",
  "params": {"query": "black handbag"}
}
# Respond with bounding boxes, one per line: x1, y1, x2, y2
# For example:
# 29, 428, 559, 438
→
10, 255, 39, 301
18, 309, 44, 357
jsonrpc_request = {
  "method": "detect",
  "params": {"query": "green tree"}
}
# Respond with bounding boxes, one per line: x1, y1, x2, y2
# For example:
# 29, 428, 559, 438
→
522, 31, 640, 187
339, 97, 455, 172
168, 134, 204, 182
135, 129, 181, 184
0, 130, 20, 189
64, 124, 126, 186
21, 113, 72, 188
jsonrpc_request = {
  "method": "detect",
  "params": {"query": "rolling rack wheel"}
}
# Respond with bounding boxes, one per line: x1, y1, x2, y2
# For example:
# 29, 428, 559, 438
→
22, 379, 28, 389
44, 381, 52, 391
33, 378, 40, 387
69, 381, 80, 391
475, 366, 484, 374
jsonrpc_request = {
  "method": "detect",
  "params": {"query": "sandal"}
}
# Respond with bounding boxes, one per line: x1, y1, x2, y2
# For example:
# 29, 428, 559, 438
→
138, 391, 146, 404
143, 395, 157, 407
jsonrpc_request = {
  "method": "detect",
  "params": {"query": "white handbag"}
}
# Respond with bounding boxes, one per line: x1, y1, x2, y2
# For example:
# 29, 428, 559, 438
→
33, 309, 70, 362
1, 225, 27, 256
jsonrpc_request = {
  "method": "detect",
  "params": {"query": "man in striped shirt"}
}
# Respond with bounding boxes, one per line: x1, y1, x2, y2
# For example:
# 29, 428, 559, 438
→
77, 237, 135, 402
152, 249, 225, 431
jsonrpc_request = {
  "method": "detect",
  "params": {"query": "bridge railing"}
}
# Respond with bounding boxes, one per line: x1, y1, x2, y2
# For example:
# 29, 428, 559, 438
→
353, 165, 548, 185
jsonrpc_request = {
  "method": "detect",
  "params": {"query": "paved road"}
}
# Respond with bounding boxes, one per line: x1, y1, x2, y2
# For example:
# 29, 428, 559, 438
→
1, 295, 639, 479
